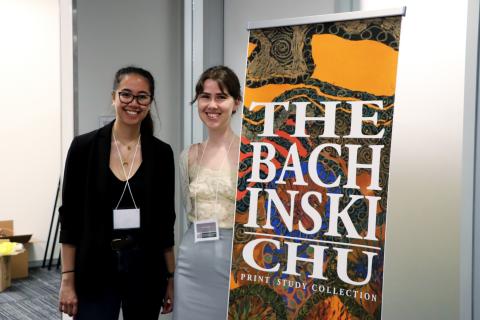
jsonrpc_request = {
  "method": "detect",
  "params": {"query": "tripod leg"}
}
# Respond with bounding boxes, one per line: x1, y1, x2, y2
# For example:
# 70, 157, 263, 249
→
48, 216, 60, 271
43, 178, 60, 268
56, 250, 61, 269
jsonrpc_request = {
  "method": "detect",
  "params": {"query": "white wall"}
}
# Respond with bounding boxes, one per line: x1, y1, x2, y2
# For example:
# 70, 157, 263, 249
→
76, 0, 182, 154
0, 0, 62, 263
223, 0, 337, 133
358, 1, 468, 319
465, 2, 479, 319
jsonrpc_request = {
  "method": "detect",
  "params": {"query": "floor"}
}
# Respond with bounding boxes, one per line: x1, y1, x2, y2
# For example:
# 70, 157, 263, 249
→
0, 267, 61, 320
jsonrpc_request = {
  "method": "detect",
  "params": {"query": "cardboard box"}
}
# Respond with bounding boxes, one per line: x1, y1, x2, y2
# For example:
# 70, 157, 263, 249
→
0, 255, 11, 292
0, 220, 32, 279
11, 244, 29, 279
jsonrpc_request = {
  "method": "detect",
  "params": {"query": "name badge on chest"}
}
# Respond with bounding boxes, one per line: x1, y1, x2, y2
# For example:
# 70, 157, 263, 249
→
113, 208, 140, 230
194, 219, 219, 242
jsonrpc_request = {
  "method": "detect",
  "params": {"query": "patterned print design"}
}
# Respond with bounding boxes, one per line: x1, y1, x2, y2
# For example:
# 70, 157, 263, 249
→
229, 16, 402, 320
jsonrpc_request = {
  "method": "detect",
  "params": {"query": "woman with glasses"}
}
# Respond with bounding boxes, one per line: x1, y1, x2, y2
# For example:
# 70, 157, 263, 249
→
58, 66, 175, 320
173, 65, 241, 320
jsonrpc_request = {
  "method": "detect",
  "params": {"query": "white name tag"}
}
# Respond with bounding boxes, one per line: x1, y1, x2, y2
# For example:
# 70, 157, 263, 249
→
194, 219, 219, 242
113, 208, 140, 230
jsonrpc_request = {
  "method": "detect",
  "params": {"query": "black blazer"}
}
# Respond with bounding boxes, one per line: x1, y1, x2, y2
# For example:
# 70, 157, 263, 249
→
59, 121, 176, 295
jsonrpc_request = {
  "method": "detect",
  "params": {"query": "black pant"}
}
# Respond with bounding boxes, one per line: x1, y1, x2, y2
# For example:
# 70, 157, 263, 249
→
75, 288, 163, 320
75, 276, 164, 320
75, 248, 165, 320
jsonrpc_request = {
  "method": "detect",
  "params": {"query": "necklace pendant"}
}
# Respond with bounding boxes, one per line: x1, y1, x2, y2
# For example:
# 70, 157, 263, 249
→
122, 161, 128, 166
127, 146, 131, 151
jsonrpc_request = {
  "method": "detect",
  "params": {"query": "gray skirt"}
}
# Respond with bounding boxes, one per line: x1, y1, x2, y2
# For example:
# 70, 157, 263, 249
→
173, 225, 233, 320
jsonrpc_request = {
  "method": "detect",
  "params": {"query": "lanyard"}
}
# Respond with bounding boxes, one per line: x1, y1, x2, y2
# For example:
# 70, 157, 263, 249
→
112, 132, 141, 209
194, 136, 235, 221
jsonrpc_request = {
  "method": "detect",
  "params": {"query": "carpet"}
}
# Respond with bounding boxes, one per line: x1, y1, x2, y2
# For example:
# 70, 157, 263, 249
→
0, 268, 61, 320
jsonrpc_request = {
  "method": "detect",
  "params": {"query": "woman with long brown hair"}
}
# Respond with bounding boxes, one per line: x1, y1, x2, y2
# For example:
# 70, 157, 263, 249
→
174, 65, 242, 320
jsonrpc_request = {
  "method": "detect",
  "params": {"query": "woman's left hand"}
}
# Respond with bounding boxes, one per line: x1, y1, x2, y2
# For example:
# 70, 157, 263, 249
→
161, 278, 174, 314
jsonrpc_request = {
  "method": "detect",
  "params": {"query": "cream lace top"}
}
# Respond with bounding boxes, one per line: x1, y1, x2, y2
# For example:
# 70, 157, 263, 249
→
179, 146, 237, 229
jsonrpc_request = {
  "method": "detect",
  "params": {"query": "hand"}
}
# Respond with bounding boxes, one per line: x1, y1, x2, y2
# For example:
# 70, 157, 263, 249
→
161, 278, 174, 314
59, 275, 78, 317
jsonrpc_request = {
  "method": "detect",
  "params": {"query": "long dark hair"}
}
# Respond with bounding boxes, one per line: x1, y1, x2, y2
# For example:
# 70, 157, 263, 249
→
113, 66, 155, 135
192, 65, 242, 113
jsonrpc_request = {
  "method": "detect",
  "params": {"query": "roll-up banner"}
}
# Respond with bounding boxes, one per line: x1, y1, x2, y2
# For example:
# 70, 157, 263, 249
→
228, 8, 406, 320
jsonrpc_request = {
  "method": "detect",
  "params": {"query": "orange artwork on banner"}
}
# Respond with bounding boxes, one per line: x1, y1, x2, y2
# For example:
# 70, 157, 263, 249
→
228, 12, 404, 320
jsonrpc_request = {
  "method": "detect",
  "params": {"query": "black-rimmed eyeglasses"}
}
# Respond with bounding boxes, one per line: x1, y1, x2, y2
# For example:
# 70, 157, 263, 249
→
117, 91, 153, 106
